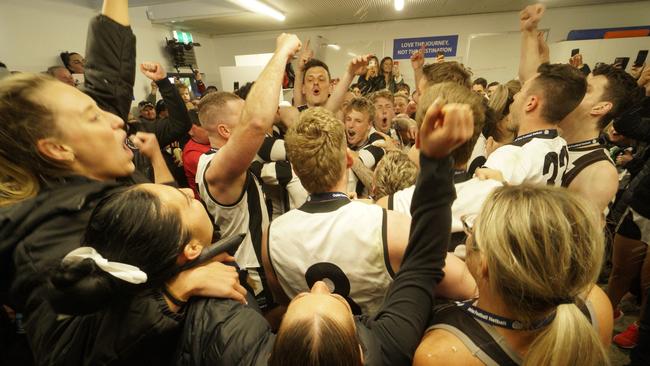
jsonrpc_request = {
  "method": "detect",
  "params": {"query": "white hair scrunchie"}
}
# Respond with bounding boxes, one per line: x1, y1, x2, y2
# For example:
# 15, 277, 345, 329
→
62, 247, 148, 285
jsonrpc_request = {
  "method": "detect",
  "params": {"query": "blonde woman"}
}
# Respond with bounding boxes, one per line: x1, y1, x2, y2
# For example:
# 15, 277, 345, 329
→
414, 185, 613, 366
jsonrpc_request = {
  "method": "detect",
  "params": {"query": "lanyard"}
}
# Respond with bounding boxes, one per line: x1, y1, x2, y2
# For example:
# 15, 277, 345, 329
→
514, 129, 558, 143
567, 138, 600, 149
455, 300, 556, 331
307, 192, 350, 202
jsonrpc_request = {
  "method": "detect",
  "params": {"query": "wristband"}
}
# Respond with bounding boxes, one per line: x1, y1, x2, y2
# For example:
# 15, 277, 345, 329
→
162, 286, 187, 307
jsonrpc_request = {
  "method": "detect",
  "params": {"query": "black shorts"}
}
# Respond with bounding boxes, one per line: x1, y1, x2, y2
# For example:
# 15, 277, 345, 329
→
616, 208, 650, 244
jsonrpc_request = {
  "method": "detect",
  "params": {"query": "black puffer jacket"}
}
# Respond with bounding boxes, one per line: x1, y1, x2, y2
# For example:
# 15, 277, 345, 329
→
0, 14, 186, 366
175, 299, 274, 366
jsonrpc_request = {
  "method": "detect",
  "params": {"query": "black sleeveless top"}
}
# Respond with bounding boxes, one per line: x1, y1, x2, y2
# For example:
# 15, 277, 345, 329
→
426, 300, 597, 365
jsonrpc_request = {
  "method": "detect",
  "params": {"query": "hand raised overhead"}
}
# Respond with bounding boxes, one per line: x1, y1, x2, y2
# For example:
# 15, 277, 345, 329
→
140, 62, 166, 81
417, 99, 474, 159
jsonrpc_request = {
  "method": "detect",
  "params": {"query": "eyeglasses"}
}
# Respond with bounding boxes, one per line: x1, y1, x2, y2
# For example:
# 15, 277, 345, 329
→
461, 214, 480, 252
461, 214, 477, 236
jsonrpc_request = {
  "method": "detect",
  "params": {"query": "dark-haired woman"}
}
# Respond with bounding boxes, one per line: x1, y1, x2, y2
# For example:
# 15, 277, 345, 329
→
43, 184, 247, 365
60, 51, 85, 75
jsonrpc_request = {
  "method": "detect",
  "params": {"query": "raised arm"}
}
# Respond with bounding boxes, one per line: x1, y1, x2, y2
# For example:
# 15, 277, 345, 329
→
140, 62, 192, 147
368, 101, 474, 365
204, 34, 301, 204
292, 39, 311, 107
325, 55, 370, 112
411, 45, 426, 95
82, 0, 134, 121
518, 4, 546, 83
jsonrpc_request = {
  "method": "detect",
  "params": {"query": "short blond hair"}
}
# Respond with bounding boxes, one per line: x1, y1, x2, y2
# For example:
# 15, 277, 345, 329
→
285, 107, 346, 193
342, 97, 375, 122
416, 82, 485, 165
368, 89, 394, 105
372, 151, 417, 199
197, 91, 241, 127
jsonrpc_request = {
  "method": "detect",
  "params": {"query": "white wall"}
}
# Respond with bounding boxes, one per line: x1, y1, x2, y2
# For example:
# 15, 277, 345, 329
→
0, 0, 220, 103
209, 1, 650, 89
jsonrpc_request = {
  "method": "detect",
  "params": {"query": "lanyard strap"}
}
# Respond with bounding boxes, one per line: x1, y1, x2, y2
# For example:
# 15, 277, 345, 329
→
514, 129, 558, 143
307, 192, 350, 202
567, 138, 600, 149
456, 300, 556, 331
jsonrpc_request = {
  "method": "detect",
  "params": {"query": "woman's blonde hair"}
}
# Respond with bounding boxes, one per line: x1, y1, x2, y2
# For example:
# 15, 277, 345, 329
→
372, 151, 417, 199
0, 73, 69, 206
285, 107, 346, 194
472, 185, 609, 366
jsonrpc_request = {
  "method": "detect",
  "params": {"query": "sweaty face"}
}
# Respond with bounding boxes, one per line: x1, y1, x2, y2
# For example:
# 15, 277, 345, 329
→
140, 106, 156, 121
345, 109, 372, 148
373, 97, 395, 134
68, 54, 85, 74
140, 183, 213, 248
303, 66, 330, 107
39, 81, 134, 180
394, 96, 408, 115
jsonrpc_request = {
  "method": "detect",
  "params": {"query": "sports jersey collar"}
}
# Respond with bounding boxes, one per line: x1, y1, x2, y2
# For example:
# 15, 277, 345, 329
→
567, 138, 601, 150
299, 191, 351, 213
513, 129, 558, 143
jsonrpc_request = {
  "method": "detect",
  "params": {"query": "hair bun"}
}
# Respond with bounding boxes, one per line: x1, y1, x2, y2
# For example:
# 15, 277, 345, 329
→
48, 258, 119, 315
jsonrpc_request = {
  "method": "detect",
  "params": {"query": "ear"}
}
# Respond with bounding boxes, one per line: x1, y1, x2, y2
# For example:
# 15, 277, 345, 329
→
217, 124, 230, 139
524, 94, 539, 113
36, 138, 74, 163
345, 148, 354, 169
590, 101, 613, 117
182, 239, 202, 261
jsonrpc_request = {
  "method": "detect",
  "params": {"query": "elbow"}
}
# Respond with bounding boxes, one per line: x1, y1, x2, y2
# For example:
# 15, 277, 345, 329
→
247, 117, 270, 134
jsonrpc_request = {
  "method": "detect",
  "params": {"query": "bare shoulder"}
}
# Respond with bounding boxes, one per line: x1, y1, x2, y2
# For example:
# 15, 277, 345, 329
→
569, 161, 618, 212
585, 285, 613, 348
414, 329, 483, 366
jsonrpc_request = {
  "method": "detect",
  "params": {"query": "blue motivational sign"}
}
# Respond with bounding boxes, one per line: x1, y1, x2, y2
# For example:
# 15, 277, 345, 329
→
393, 35, 459, 60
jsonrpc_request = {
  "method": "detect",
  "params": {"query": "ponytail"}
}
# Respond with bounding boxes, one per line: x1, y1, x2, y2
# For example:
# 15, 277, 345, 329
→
0, 154, 39, 206
48, 258, 128, 315
525, 303, 609, 366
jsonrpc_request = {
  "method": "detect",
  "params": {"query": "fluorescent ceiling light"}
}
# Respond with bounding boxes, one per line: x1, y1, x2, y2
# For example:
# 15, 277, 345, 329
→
394, 0, 404, 11
347, 52, 357, 57
235, 0, 285, 21
328, 44, 341, 51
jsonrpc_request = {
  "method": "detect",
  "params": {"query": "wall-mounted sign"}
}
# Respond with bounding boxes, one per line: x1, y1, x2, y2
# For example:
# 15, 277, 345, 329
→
393, 35, 459, 59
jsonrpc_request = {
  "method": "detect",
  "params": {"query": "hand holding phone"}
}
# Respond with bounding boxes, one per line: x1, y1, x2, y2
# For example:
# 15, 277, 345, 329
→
634, 50, 648, 67
614, 57, 630, 70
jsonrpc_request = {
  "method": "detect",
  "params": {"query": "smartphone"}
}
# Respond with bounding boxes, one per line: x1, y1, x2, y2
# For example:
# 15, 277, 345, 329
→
614, 57, 630, 70
233, 81, 240, 91
571, 48, 580, 57
634, 50, 648, 67
176, 233, 246, 273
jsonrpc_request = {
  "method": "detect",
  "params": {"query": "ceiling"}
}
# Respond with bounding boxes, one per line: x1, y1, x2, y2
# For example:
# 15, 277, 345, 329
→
58, 0, 634, 36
